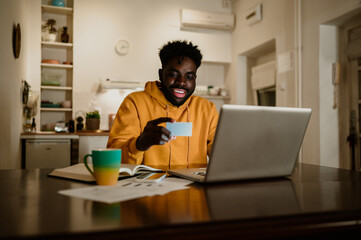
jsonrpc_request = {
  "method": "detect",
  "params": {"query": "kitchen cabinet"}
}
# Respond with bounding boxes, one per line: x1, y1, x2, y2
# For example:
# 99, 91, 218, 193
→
78, 135, 109, 163
40, 1, 74, 131
21, 134, 79, 169
195, 61, 231, 112
201, 95, 231, 112
26, 139, 71, 169
21, 132, 109, 168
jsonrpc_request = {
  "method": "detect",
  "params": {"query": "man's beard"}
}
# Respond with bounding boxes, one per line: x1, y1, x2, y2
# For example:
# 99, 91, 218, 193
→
160, 81, 194, 107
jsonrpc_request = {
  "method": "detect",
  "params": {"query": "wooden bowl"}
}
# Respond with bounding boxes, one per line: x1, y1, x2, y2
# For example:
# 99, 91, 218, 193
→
42, 59, 60, 64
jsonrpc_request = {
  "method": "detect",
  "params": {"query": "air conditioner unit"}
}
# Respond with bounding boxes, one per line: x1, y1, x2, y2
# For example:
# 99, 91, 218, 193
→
100, 79, 143, 90
180, 9, 235, 31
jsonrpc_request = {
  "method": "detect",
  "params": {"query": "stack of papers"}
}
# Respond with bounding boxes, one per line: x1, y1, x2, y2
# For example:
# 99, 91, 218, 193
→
58, 177, 193, 204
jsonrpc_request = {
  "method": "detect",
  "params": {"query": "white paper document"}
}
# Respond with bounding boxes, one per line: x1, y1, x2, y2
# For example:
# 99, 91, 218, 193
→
58, 177, 193, 204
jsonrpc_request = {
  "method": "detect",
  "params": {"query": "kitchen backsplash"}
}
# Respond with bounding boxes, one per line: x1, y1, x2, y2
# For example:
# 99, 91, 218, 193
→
73, 88, 139, 130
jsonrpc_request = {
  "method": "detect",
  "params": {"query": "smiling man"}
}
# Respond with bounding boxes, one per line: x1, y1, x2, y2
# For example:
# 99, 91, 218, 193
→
107, 40, 219, 168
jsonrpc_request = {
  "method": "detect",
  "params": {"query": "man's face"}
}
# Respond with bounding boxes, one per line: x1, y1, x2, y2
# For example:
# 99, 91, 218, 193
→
159, 56, 197, 107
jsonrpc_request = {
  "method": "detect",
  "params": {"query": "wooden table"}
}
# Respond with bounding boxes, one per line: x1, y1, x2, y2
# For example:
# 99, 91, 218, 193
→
1, 164, 361, 239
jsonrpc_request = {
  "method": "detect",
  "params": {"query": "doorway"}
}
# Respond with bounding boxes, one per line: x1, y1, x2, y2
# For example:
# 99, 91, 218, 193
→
339, 19, 361, 170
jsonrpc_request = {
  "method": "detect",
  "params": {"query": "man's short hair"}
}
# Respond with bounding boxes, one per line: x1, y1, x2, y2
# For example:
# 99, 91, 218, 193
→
159, 40, 203, 69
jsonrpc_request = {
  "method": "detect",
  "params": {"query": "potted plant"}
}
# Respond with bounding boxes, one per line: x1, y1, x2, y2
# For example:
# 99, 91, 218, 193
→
43, 19, 57, 42
85, 110, 100, 130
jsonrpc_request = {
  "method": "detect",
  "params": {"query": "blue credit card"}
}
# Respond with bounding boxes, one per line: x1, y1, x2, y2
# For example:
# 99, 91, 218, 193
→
166, 122, 192, 137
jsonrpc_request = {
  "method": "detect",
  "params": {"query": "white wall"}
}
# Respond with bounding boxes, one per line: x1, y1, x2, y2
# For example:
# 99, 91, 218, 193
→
7, 0, 360, 169
300, 0, 361, 167
230, 0, 361, 168
78, 136, 108, 163
27, 1, 41, 99
319, 25, 339, 168
230, 0, 296, 107
24, 0, 232, 130
0, 0, 29, 169
231, 0, 297, 109
73, 0, 232, 129
1, 0, 232, 168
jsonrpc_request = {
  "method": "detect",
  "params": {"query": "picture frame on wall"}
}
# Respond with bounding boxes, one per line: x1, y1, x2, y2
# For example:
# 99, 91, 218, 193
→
13, 23, 21, 59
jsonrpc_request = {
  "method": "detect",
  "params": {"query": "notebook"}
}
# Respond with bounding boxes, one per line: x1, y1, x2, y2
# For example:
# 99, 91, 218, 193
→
168, 104, 312, 183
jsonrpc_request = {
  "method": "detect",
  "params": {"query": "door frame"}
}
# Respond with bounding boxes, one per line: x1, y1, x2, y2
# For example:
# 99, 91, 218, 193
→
338, 18, 361, 170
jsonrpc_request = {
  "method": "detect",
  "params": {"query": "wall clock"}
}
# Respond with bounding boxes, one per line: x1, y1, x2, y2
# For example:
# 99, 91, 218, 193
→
13, 23, 21, 59
115, 40, 130, 55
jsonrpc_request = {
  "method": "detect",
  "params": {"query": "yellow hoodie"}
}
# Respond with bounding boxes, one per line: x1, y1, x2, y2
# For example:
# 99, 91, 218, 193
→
107, 81, 219, 167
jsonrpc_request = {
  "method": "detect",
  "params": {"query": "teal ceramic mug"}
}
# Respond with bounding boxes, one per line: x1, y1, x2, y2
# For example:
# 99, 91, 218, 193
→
83, 149, 121, 185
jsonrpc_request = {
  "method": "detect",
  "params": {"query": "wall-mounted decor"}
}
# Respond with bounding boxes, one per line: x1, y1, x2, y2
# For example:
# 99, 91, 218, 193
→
13, 23, 21, 59
115, 40, 130, 55
245, 4, 262, 26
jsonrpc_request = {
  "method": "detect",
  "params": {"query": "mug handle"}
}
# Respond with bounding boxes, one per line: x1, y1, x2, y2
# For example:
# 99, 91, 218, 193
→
83, 154, 94, 176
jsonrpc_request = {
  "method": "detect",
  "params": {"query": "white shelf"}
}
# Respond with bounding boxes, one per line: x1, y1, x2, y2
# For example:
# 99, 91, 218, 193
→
20, 134, 79, 139
202, 60, 231, 65
40, 108, 72, 112
41, 63, 73, 69
40, 2, 74, 129
41, 5, 73, 15
197, 95, 231, 100
41, 41, 73, 48
41, 86, 72, 91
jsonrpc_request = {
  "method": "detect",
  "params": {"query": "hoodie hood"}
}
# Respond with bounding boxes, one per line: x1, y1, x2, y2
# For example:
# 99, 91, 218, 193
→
144, 81, 191, 110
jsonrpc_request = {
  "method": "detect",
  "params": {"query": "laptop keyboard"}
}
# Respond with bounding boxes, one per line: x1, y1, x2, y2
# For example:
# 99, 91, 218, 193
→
194, 171, 206, 177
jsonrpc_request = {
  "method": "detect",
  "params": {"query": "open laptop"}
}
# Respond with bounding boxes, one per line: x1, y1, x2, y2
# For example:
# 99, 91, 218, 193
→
168, 104, 312, 183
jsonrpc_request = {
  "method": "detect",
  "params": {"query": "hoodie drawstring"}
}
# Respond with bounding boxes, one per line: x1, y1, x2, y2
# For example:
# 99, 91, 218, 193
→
166, 105, 172, 170
186, 105, 190, 168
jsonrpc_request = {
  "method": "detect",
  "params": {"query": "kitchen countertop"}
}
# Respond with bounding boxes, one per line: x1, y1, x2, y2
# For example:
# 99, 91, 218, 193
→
20, 130, 110, 139
76, 130, 110, 136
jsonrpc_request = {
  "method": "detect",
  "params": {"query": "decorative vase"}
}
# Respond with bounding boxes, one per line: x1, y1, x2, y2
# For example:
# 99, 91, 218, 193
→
46, 32, 57, 42
52, 0, 65, 7
86, 118, 100, 130
61, 27, 69, 43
